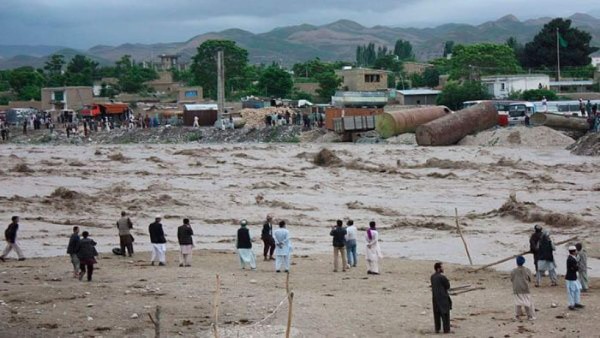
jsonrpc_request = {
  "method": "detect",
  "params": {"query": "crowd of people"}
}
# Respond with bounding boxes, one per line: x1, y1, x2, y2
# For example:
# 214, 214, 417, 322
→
264, 110, 325, 130
0, 215, 591, 334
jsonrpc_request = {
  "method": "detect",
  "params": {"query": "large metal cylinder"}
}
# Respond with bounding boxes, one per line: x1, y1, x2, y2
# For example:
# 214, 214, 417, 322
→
416, 101, 498, 146
530, 113, 589, 131
375, 106, 452, 138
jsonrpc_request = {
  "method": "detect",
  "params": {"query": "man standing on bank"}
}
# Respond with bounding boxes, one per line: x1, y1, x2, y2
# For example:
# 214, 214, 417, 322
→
345, 220, 358, 268
330, 220, 347, 272
177, 218, 194, 267
274, 221, 292, 273
236, 220, 256, 270
116, 211, 134, 257
261, 214, 275, 261
566, 246, 584, 311
149, 215, 167, 266
431, 262, 452, 334
0, 216, 25, 262
66, 226, 80, 278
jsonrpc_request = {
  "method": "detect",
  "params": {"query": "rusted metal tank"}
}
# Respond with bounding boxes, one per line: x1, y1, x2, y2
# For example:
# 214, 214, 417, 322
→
530, 113, 589, 131
375, 106, 452, 138
416, 101, 498, 146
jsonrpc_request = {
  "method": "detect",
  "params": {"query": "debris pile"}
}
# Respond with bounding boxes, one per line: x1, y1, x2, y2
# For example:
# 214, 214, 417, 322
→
458, 126, 575, 147
50, 187, 84, 200
568, 132, 600, 156
475, 193, 585, 228
313, 148, 342, 167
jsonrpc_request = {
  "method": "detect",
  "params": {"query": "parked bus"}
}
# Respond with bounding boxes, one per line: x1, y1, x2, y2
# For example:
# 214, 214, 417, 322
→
532, 100, 600, 116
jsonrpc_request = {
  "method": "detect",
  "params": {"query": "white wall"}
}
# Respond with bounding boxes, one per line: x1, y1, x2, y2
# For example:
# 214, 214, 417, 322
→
482, 76, 550, 99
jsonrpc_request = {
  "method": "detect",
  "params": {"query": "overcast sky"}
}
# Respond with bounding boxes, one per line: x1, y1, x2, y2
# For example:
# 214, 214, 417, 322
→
0, 0, 598, 48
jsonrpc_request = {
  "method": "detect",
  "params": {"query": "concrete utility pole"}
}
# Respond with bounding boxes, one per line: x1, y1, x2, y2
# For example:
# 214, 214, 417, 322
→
216, 49, 225, 128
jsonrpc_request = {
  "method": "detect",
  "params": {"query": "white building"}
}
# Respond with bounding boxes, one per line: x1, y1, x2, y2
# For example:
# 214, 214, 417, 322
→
481, 75, 550, 99
591, 56, 600, 68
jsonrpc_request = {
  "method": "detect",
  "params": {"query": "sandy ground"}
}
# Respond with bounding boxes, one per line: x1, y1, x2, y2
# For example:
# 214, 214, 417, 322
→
0, 141, 599, 336
0, 253, 597, 337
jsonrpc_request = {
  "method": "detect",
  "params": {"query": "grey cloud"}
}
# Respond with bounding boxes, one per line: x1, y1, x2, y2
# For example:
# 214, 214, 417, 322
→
0, 0, 598, 48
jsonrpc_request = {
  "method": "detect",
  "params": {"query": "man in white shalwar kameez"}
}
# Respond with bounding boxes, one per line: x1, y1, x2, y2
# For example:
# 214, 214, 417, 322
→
236, 220, 256, 270
365, 221, 382, 275
273, 221, 292, 272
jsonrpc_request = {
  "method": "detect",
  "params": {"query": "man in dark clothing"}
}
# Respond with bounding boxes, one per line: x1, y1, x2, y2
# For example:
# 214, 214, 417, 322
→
149, 215, 167, 266
566, 246, 584, 310
261, 214, 275, 261
75, 231, 97, 282
66, 226, 80, 278
1, 216, 25, 261
177, 218, 194, 267
529, 225, 543, 273
330, 220, 347, 272
236, 220, 256, 270
536, 229, 557, 286
431, 262, 452, 334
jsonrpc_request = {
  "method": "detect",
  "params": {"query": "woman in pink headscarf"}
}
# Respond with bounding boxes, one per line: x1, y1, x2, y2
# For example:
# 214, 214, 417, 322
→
365, 221, 383, 275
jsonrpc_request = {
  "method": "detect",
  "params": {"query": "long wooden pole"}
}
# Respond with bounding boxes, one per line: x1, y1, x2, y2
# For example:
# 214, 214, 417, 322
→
212, 274, 221, 338
455, 208, 473, 265
471, 236, 578, 273
286, 292, 294, 338
154, 306, 161, 338
285, 272, 293, 338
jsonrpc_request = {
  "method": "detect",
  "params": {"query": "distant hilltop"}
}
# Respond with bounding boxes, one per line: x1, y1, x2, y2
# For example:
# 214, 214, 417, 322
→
1, 13, 599, 69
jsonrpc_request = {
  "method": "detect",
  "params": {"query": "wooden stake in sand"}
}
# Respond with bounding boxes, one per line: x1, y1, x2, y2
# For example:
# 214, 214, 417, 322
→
285, 272, 294, 338
471, 236, 578, 273
147, 305, 161, 338
455, 208, 473, 265
212, 274, 221, 338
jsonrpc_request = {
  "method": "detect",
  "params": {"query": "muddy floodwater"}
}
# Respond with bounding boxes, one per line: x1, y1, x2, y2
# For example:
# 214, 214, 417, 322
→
1, 143, 598, 276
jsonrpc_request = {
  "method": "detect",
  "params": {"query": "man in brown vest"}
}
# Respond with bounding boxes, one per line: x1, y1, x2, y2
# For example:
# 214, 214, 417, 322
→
116, 211, 134, 257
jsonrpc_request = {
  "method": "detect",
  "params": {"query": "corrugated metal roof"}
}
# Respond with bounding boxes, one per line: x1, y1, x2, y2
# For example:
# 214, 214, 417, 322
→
184, 104, 218, 110
397, 89, 441, 96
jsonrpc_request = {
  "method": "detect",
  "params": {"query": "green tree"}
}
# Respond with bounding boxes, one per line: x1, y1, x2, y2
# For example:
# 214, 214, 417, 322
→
449, 43, 522, 80
190, 40, 250, 99
171, 68, 194, 85
292, 58, 336, 79
44, 54, 66, 87
315, 71, 342, 100
393, 39, 414, 60
114, 55, 158, 93
64, 55, 99, 86
373, 54, 403, 73
443, 41, 455, 57
8, 67, 46, 100
410, 67, 440, 88
257, 64, 293, 98
520, 89, 558, 101
521, 18, 599, 69
0, 70, 11, 91
291, 90, 313, 101
356, 43, 377, 67
436, 81, 492, 111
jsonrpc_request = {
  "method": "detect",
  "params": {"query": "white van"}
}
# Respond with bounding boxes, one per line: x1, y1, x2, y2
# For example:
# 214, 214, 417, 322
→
508, 102, 536, 125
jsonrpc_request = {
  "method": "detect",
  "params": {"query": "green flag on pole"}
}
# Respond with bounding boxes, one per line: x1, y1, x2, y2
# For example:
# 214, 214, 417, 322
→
558, 32, 568, 48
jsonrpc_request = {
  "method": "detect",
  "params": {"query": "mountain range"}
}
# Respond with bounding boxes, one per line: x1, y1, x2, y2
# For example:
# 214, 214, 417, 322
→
1, 13, 599, 70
